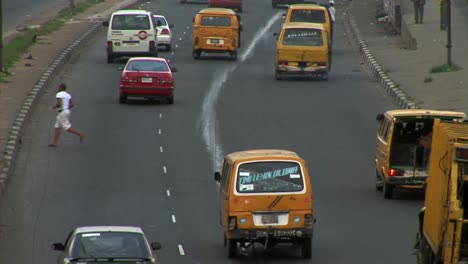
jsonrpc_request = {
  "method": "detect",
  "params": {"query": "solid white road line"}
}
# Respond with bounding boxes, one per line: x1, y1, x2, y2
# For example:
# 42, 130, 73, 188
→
200, 13, 282, 171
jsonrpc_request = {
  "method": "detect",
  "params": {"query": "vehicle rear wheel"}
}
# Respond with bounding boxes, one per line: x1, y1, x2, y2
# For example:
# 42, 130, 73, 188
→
107, 54, 114, 64
119, 95, 127, 104
192, 50, 201, 60
230, 51, 237, 61
275, 70, 282, 80
301, 237, 312, 259
166, 44, 172, 52
227, 239, 237, 258
375, 170, 383, 191
383, 181, 394, 199
167, 96, 174, 104
321, 72, 329, 81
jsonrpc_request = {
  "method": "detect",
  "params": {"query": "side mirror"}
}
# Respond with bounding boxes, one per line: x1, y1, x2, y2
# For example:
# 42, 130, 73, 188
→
102, 21, 109, 27
376, 113, 384, 121
214, 172, 221, 182
151, 242, 162, 250
171, 67, 178, 72
273, 33, 279, 40
51, 243, 65, 251
169, 24, 174, 29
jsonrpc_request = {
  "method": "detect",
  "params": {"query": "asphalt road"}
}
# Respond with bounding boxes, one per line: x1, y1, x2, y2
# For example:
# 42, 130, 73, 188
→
2, 0, 72, 32
0, 0, 424, 263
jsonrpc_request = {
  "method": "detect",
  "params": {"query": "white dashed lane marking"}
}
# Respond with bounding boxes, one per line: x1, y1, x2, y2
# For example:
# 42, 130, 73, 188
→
166, 189, 171, 197
160, 146, 163, 153
159, 113, 163, 119
158, 129, 161, 135
178, 245, 185, 255
163, 166, 167, 174
172, 215, 176, 223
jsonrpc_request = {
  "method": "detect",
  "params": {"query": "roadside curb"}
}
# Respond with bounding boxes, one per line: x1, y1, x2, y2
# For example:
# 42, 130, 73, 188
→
346, 13, 418, 110
0, 0, 141, 198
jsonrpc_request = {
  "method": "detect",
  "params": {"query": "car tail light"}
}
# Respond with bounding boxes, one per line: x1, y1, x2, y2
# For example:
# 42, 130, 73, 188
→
157, 77, 173, 85
304, 214, 314, 228
388, 168, 404, 177
160, 28, 170, 35
279, 61, 287, 66
194, 36, 199, 45
122, 76, 138, 83
228, 217, 237, 230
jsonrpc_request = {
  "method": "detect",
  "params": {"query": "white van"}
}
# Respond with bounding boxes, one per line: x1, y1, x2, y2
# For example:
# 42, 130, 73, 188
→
103, 10, 158, 63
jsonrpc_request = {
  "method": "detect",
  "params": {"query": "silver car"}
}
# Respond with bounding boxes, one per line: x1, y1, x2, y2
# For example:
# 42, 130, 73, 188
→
51, 226, 162, 263
153, 15, 174, 51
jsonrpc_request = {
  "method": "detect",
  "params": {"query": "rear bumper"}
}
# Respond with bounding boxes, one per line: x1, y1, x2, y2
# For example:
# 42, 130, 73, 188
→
276, 65, 328, 76
228, 228, 313, 240
157, 36, 171, 45
120, 87, 174, 97
386, 176, 427, 187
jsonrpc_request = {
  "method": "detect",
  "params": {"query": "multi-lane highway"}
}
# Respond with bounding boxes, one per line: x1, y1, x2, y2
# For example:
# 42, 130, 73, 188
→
0, 0, 423, 263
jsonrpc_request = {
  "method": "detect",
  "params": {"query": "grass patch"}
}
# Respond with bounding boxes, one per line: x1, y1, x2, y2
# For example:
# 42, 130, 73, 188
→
0, 0, 106, 82
430, 63, 463, 73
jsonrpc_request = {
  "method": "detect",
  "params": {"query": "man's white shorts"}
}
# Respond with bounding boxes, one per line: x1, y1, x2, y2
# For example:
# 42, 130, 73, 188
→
54, 109, 72, 130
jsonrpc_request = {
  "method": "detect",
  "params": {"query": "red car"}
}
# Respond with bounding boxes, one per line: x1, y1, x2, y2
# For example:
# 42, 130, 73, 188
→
119, 57, 177, 104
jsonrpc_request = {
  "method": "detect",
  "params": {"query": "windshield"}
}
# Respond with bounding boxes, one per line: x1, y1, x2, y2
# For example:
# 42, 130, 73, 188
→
112, 14, 151, 30
69, 232, 151, 259
282, 28, 323, 46
200, 16, 231, 26
289, 9, 326, 23
126, 60, 169, 72
236, 161, 304, 193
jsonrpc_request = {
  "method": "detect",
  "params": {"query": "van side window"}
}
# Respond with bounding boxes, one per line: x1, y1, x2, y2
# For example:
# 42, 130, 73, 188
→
201, 16, 232, 27
378, 119, 390, 141
221, 162, 231, 193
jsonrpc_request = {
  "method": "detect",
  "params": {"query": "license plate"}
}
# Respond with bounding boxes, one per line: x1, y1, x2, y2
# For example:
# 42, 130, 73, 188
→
261, 215, 278, 224
141, 77, 153, 83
